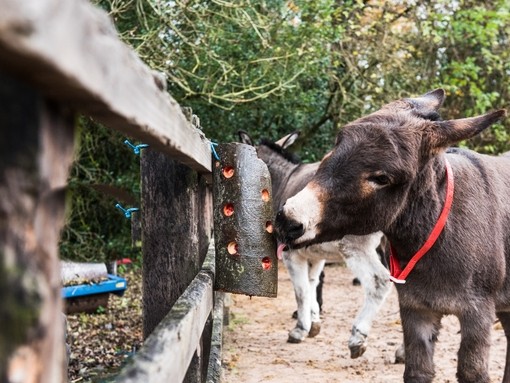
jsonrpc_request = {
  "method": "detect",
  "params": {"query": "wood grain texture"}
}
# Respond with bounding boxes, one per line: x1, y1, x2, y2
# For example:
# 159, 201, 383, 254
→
141, 149, 212, 338
0, 0, 211, 173
115, 249, 215, 383
205, 292, 225, 383
0, 71, 74, 383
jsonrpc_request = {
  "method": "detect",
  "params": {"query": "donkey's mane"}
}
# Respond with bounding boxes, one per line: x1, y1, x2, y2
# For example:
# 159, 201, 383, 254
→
357, 110, 442, 127
259, 138, 301, 165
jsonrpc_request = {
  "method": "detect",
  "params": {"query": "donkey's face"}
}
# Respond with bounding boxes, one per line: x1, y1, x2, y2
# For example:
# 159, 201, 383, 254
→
275, 89, 506, 248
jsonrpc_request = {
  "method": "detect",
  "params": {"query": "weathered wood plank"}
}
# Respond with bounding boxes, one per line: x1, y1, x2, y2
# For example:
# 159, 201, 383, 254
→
183, 308, 212, 383
205, 293, 225, 383
0, 71, 75, 382
141, 149, 212, 338
115, 253, 215, 383
184, 245, 217, 383
0, 0, 211, 173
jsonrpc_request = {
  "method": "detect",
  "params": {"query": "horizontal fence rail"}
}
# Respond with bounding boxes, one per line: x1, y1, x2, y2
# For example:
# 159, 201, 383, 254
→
0, 0, 211, 174
0, 0, 226, 382
116, 243, 217, 383
206, 292, 226, 383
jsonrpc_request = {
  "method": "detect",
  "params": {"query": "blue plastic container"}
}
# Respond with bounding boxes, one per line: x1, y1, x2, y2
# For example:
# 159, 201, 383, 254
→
62, 274, 127, 299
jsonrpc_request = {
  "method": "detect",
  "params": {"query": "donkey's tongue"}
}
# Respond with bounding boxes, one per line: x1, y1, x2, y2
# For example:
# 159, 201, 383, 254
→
277, 243, 288, 260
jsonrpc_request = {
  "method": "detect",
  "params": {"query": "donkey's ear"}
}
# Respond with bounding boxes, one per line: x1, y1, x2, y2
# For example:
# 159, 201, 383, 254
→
238, 130, 253, 145
275, 131, 300, 150
406, 89, 445, 114
427, 109, 507, 149
386, 89, 445, 119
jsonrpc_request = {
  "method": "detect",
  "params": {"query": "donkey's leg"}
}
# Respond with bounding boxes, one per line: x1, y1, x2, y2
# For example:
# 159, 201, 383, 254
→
308, 259, 326, 338
496, 311, 510, 383
284, 254, 311, 343
456, 306, 494, 383
344, 247, 391, 358
317, 269, 325, 313
400, 307, 441, 383
292, 268, 325, 319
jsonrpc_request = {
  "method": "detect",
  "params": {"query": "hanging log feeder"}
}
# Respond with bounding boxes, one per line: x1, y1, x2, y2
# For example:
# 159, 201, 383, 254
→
212, 143, 277, 297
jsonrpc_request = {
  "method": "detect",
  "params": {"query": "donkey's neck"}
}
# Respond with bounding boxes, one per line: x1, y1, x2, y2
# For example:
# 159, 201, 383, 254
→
268, 159, 303, 210
262, 154, 318, 211
386, 154, 449, 262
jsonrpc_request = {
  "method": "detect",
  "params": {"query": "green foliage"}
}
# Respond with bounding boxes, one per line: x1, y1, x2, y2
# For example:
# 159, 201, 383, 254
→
91, 0, 510, 156
60, 118, 141, 263
430, 0, 510, 153
62, 0, 510, 262
96, 305, 107, 314
93, 0, 343, 151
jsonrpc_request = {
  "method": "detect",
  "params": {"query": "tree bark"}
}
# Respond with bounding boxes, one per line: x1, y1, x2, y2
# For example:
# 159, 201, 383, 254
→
212, 143, 277, 297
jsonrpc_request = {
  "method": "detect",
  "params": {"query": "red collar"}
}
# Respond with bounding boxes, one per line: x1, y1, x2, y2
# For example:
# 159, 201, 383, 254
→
389, 158, 454, 284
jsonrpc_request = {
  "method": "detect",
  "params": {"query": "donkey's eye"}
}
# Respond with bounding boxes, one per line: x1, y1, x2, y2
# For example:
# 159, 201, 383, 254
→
368, 174, 392, 186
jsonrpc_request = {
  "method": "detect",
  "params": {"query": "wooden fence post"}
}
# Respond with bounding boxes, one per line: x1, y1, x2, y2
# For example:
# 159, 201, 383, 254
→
131, 211, 142, 248
140, 150, 212, 338
0, 71, 75, 383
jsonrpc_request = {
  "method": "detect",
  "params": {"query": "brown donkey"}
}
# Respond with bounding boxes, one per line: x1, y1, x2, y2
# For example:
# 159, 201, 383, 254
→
274, 89, 508, 383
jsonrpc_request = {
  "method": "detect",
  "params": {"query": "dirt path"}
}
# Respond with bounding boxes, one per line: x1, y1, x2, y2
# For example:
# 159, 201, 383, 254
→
222, 263, 506, 383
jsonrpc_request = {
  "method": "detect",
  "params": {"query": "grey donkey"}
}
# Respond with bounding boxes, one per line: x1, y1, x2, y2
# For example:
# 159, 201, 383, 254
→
239, 130, 393, 359
275, 89, 508, 383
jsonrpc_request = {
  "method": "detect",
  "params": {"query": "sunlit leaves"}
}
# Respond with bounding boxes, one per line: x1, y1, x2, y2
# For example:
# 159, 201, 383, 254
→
64, 0, 510, 264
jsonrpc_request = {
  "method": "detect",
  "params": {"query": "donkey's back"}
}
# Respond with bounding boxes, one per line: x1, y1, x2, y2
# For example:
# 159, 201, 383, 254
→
448, 148, 510, 308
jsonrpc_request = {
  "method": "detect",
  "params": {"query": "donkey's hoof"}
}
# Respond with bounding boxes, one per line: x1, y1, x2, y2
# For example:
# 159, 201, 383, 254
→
308, 322, 321, 338
288, 327, 307, 343
349, 343, 367, 359
394, 343, 405, 364
349, 328, 368, 358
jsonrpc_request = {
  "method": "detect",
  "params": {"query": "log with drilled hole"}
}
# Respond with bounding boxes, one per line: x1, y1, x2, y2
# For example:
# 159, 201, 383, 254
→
212, 143, 277, 297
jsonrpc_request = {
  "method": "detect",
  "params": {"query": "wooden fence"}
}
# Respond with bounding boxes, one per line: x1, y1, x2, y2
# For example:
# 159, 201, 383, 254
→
0, 0, 226, 381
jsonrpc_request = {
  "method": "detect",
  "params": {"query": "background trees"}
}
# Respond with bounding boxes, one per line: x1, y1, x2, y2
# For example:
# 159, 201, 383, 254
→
61, 0, 510, 262
105, 0, 509, 155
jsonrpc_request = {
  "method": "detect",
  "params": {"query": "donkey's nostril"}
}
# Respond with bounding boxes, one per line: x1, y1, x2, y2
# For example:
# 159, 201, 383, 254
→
287, 222, 304, 240
275, 209, 305, 242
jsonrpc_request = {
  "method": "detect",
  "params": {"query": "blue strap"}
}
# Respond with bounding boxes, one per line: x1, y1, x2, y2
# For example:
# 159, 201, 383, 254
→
115, 203, 139, 219
210, 141, 220, 161
124, 139, 149, 155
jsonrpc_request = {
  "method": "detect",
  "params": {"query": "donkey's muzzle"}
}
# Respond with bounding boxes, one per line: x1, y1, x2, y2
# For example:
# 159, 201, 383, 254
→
275, 209, 304, 244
